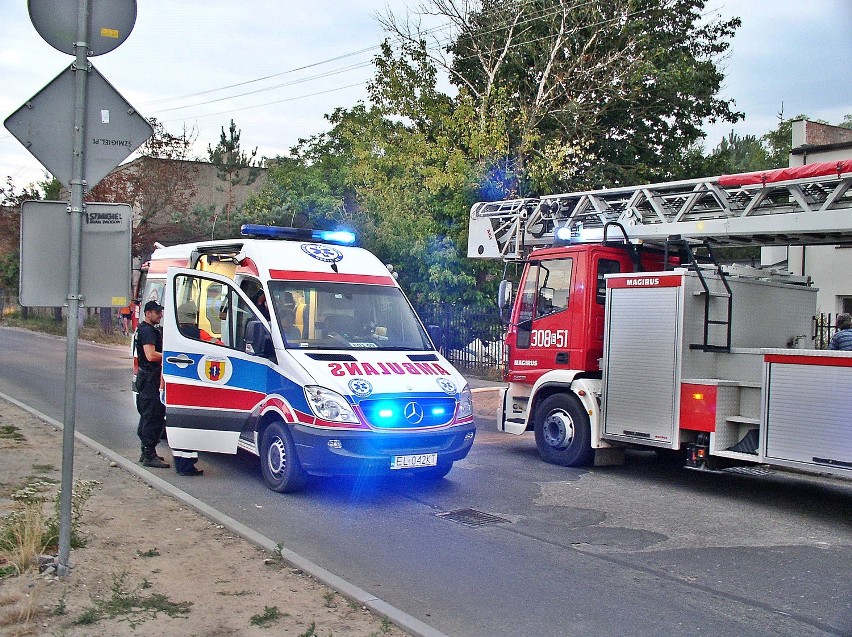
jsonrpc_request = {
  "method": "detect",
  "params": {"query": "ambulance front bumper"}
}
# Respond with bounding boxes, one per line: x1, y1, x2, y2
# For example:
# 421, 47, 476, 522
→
289, 422, 476, 476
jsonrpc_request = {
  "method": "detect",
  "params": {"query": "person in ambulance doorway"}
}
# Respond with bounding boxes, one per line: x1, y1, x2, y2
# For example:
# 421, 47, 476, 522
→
828, 313, 852, 351
251, 289, 271, 321
136, 300, 170, 469
177, 301, 215, 341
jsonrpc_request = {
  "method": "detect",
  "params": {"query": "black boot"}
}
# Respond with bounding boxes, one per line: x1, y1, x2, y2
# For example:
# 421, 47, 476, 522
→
141, 449, 170, 469
139, 446, 165, 463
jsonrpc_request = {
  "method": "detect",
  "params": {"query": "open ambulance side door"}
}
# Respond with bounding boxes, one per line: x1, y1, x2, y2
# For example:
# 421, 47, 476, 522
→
162, 268, 277, 454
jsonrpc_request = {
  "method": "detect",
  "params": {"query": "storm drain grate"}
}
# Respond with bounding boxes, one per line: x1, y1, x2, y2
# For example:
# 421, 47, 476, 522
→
436, 508, 510, 527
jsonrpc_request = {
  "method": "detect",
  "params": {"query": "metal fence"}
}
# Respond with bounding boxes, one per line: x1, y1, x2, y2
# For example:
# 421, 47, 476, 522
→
813, 313, 837, 349
414, 302, 505, 377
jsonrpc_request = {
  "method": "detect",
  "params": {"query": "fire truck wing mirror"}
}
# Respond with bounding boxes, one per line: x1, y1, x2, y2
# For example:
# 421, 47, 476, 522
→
244, 320, 276, 361
498, 280, 513, 325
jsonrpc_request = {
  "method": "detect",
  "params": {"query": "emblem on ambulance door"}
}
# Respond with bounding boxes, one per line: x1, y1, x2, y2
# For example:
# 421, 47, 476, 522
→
198, 356, 232, 384
301, 243, 343, 263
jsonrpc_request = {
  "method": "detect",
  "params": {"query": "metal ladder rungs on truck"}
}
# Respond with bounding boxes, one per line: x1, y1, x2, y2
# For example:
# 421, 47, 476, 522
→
468, 160, 852, 261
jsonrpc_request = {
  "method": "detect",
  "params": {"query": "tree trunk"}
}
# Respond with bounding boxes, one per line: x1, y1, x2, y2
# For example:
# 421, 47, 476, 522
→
99, 307, 114, 335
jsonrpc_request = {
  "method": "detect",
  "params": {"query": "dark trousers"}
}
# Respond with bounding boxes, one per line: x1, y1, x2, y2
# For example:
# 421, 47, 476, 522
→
136, 371, 165, 453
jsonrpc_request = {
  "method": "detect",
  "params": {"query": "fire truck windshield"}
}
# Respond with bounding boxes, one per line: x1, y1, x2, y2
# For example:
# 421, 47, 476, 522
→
267, 281, 432, 351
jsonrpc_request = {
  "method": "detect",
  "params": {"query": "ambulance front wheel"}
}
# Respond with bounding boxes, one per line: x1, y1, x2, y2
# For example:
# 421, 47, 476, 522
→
260, 422, 307, 493
534, 394, 593, 467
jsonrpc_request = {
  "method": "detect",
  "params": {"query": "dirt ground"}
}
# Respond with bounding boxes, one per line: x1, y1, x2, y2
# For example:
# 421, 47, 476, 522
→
0, 398, 414, 637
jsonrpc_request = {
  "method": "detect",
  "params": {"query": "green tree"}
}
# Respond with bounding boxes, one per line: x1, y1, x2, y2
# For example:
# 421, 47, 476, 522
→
384, 0, 742, 192
703, 132, 773, 175
0, 178, 41, 293
208, 119, 261, 236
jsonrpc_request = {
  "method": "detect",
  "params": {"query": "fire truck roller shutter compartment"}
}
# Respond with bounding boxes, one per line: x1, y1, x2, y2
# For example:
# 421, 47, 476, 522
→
602, 275, 682, 446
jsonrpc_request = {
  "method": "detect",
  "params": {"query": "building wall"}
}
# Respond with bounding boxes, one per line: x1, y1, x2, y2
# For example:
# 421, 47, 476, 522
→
763, 120, 852, 315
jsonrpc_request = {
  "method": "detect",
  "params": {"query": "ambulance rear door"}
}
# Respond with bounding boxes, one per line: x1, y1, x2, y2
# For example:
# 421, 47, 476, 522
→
162, 268, 278, 454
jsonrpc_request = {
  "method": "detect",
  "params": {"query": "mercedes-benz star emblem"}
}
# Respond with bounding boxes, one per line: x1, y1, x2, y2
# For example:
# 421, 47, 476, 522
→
404, 401, 424, 424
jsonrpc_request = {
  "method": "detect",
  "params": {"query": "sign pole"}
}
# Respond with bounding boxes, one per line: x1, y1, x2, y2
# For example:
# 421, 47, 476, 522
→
57, 0, 90, 577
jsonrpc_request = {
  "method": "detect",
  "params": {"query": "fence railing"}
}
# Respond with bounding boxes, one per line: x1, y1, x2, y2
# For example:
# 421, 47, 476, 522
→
813, 313, 837, 350
414, 302, 505, 377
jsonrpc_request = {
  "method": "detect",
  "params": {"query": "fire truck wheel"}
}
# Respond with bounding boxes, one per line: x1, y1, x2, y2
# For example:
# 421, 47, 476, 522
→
260, 421, 307, 493
534, 394, 593, 467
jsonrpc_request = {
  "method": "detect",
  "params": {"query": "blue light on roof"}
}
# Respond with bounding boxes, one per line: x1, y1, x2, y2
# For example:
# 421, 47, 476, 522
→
318, 230, 356, 245
240, 224, 356, 245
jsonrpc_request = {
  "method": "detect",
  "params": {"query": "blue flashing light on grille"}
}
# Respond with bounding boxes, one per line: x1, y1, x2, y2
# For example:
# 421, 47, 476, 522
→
360, 397, 456, 429
240, 224, 356, 245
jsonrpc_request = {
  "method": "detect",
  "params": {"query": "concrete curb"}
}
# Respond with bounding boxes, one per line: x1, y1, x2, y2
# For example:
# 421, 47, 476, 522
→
0, 391, 450, 637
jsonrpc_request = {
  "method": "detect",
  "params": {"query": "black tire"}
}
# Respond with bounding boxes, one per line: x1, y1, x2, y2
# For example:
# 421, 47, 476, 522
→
418, 462, 453, 480
533, 393, 593, 467
259, 422, 307, 493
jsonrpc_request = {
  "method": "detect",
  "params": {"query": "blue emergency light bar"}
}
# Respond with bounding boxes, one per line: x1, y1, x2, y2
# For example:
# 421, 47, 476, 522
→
240, 224, 356, 246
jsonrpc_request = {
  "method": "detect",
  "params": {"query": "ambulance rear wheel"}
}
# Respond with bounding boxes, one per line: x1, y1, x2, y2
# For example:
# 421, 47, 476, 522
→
260, 422, 307, 493
534, 394, 593, 467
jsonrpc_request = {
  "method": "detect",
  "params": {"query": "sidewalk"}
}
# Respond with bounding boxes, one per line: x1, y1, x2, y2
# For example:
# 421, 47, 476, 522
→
0, 384, 504, 636
0, 397, 421, 637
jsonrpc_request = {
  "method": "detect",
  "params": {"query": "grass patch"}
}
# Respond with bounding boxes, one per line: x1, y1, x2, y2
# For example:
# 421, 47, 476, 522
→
74, 572, 192, 628
367, 617, 394, 636
249, 605, 282, 627
2, 313, 131, 346
137, 548, 160, 558
31, 464, 56, 473
0, 479, 98, 574
0, 425, 25, 442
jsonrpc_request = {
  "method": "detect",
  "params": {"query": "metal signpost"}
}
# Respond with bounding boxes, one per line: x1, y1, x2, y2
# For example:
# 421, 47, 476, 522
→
4, 0, 150, 576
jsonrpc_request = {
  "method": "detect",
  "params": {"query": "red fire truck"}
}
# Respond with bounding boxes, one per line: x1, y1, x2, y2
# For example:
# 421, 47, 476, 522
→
468, 160, 852, 477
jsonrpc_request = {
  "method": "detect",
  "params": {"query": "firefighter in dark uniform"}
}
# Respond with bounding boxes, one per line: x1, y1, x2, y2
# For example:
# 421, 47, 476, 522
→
136, 300, 170, 468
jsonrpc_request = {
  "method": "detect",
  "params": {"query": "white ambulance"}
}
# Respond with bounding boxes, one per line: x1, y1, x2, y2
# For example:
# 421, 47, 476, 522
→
145, 225, 475, 492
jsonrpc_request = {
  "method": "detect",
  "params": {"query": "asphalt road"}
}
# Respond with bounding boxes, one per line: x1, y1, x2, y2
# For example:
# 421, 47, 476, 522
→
1, 325, 850, 637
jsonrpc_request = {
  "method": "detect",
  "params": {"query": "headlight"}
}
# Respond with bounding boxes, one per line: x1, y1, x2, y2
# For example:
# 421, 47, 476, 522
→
304, 386, 360, 424
457, 384, 473, 419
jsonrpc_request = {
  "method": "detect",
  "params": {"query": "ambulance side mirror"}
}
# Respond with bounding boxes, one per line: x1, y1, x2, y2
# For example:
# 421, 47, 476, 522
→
244, 320, 276, 361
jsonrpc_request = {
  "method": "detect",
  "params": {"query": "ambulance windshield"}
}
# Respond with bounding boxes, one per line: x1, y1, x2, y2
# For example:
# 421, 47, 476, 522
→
267, 281, 432, 350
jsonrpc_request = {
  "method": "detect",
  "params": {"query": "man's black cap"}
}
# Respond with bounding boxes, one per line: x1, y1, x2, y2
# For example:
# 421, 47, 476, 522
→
144, 300, 164, 313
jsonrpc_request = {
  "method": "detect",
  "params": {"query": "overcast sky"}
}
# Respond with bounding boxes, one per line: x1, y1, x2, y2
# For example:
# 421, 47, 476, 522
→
1, 0, 850, 190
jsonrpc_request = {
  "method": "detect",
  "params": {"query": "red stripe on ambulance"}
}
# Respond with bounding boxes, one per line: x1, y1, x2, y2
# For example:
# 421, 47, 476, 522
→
168, 382, 265, 410
269, 269, 395, 286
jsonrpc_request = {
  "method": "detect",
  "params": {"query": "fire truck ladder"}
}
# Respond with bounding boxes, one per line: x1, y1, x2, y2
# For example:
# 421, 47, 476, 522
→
665, 236, 733, 352
468, 160, 852, 260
